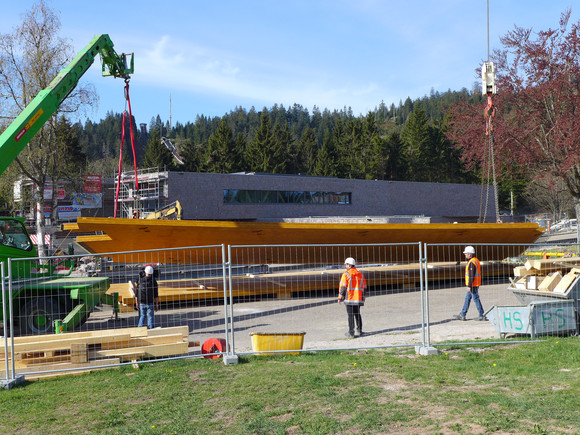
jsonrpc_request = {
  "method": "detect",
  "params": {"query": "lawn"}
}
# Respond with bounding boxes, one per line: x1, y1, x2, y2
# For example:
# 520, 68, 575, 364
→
0, 337, 578, 434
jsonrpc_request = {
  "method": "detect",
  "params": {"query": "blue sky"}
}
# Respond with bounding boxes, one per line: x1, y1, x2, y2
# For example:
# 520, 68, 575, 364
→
1, 1, 577, 126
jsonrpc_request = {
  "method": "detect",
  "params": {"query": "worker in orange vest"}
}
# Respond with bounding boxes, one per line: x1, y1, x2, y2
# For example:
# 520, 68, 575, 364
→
338, 257, 367, 338
454, 246, 486, 321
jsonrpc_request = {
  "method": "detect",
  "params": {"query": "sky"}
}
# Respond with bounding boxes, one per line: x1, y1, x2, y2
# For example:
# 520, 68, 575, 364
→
1, 0, 578, 127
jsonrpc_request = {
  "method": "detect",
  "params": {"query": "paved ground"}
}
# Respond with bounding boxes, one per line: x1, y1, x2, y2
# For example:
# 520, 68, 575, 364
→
86, 281, 521, 354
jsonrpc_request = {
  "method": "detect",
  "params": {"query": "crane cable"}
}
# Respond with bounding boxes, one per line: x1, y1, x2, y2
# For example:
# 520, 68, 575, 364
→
479, 0, 501, 223
113, 79, 139, 218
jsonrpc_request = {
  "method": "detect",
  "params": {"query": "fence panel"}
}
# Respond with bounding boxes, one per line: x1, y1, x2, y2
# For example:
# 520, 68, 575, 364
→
424, 243, 580, 344
227, 243, 427, 354
0, 245, 228, 380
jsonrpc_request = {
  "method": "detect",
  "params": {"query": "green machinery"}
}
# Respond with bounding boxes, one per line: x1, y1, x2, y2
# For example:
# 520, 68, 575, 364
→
0, 35, 133, 335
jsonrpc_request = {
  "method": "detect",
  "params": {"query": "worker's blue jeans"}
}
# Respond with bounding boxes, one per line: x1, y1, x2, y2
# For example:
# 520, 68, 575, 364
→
460, 287, 484, 317
138, 303, 155, 329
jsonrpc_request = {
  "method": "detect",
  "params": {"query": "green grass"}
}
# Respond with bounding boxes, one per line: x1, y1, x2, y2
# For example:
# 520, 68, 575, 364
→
1, 337, 579, 434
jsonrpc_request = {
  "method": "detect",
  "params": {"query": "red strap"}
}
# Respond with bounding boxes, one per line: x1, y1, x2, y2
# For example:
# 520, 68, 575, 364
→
113, 80, 139, 218
113, 110, 127, 218
125, 80, 139, 192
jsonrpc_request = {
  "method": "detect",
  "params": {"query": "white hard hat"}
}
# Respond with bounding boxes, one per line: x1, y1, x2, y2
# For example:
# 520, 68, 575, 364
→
463, 246, 475, 255
144, 265, 154, 275
344, 257, 356, 266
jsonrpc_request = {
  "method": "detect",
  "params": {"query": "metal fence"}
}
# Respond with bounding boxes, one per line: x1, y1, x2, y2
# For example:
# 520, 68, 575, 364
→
2, 241, 579, 386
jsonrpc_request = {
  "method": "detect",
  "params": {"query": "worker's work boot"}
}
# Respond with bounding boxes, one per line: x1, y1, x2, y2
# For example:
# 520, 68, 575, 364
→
345, 331, 355, 338
453, 314, 466, 321
354, 329, 363, 337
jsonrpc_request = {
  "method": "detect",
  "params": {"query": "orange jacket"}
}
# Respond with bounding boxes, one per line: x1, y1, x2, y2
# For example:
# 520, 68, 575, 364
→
339, 267, 366, 306
465, 257, 482, 287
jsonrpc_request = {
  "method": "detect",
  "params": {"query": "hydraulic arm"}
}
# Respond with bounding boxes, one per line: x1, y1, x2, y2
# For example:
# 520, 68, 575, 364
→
0, 34, 133, 176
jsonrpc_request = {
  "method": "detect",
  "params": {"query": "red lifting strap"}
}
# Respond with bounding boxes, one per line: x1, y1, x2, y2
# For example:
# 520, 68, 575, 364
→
114, 79, 140, 218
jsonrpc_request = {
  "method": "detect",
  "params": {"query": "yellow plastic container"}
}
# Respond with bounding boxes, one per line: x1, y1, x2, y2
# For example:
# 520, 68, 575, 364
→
250, 332, 306, 355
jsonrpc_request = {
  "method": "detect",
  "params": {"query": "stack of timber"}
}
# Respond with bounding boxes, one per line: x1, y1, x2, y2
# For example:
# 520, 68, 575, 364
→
0, 326, 195, 380
511, 257, 580, 293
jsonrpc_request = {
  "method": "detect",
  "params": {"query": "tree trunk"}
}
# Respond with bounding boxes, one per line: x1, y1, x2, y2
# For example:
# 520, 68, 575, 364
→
575, 199, 580, 244
35, 198, 46, 258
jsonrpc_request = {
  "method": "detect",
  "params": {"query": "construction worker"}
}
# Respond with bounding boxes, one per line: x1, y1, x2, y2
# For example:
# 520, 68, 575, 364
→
134, 265, 160, 329
338, 257, 367, 338
454, 246, 486, 321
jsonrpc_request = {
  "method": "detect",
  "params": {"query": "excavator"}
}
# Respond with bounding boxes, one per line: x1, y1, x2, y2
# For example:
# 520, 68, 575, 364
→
145, 201, 183, 220
0, 34, 133, 335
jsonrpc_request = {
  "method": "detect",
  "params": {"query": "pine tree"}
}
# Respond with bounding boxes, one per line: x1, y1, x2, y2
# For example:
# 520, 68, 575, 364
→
143, 129, 175, 170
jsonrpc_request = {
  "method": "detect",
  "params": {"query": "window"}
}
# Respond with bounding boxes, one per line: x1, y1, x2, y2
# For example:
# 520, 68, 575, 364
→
223, 190, 351, 205
0, 220, 33, 251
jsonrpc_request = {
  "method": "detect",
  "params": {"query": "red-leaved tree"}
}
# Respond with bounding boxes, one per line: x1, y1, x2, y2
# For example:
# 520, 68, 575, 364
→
448, 9, 580, 230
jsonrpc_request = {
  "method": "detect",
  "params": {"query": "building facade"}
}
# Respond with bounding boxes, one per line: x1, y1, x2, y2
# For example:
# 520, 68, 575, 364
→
137, 171, 496, 223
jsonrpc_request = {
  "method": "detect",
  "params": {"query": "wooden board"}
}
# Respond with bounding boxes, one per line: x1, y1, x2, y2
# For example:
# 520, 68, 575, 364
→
0, 326, 195, 380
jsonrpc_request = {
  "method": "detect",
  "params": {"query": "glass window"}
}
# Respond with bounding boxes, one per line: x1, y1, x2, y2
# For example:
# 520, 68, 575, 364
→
0, 220, 33, 251
223, 189, 351, 205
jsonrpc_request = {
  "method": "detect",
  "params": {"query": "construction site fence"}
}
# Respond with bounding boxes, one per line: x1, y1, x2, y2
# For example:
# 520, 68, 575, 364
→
2, 241, 579, 383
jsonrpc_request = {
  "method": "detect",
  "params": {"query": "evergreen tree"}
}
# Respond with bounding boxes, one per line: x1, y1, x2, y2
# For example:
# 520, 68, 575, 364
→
299, 127, 318, 175
401, 107, 432, 181
205, 119, 243, 173
313, 129, 338, 177
246, 110, 286, 173
142, 129, 174, 170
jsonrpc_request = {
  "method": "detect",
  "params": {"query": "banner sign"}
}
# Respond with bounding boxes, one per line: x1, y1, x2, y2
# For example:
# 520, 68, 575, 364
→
57, 206, 81, 221
43, 182, 65, 200
83, 175, 102, 193
72, 193, 102, 208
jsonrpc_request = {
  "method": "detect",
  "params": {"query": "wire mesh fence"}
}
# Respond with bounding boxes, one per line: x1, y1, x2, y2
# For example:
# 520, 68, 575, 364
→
1, 241, 579, 383
1, 245, 228, 380
424, 243, 580, 344
226, 243, 426, 355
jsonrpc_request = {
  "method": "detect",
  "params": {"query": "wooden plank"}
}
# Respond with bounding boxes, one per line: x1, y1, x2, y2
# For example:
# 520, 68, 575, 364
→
145, 325, 189, 337
0, 333, 132, 355
97, 333, 187, 351
70, 343, 88, 363
15, 358, 122, 381
92, 342, 189, 361
0, 357, 121, 378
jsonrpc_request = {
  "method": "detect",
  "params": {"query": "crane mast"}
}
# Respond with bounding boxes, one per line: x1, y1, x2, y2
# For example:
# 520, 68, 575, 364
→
0, 34, 133, 177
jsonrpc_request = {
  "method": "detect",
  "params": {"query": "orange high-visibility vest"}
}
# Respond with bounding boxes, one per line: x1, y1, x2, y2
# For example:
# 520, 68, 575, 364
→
465, 257, 482, 287
340, 267, 367, 305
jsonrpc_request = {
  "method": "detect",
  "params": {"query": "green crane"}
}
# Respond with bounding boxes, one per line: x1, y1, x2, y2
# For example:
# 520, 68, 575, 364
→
0, 34, 133, 335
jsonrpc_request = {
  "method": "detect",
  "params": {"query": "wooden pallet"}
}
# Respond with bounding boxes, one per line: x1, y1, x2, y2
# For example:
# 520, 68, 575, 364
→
0, 326, 198, 380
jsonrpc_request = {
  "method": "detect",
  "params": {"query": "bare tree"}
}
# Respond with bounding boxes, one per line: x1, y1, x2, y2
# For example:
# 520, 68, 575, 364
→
522, 177, 575, 223
0, 0, 96, 255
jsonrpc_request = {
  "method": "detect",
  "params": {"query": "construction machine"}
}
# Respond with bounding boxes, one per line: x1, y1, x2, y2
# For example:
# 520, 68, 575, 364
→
145, 201, 183, 220
0, 34, 133, 335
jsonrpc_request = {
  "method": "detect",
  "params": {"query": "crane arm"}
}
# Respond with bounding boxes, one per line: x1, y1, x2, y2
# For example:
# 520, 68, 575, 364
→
0, 34, 133, 176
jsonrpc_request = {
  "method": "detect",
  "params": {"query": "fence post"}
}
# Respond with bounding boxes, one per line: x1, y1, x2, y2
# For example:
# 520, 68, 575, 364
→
223, 244, 238, 365
415, 243, 438, 355
1, 260, 25, 389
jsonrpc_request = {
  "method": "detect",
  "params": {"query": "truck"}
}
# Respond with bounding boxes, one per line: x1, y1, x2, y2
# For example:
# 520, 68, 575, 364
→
0, 34, 133, 335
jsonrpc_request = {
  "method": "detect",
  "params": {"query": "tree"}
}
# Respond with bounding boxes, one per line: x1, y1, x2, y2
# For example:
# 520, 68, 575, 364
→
245, 110, 287, 173
205, 118, 243, 173
448, 9, 580, 228
142, 129, 175, 170
401, 107, 432, 181
313, 129, 338, 177
0, 0, 96, 254
299, 127, 318, 175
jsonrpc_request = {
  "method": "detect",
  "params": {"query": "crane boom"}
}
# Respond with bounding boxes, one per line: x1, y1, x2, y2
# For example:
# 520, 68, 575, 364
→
0, 34, 133, 176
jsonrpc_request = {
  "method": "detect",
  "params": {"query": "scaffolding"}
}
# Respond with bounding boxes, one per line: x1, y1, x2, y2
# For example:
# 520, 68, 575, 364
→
115, 167, 169, 218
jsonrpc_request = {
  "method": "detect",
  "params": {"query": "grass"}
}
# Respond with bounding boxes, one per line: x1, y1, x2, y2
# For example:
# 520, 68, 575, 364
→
0, 337, 579, 434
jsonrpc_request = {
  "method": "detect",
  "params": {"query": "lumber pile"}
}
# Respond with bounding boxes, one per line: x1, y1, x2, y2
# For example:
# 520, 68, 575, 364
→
512, 257, 580, 293
0, 326, 197, 380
